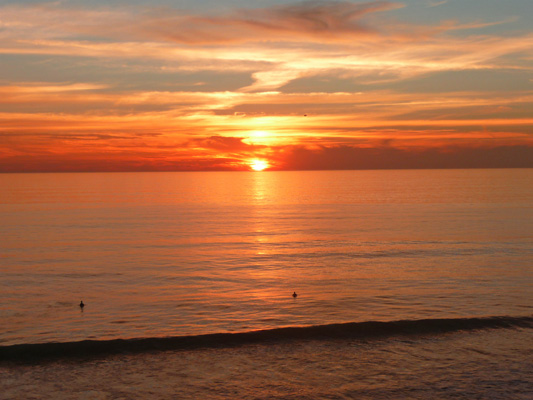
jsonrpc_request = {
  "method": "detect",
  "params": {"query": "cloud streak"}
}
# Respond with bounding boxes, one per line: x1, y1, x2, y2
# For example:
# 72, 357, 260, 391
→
0, 1, 405, 45
1, 0, 532, 172
1, 1, 532, 93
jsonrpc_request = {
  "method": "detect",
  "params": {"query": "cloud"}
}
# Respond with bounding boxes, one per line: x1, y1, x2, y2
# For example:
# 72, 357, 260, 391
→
187, 136, 259, 152
1, 88, 532, 144
2, 138, 532, 172
0, 1, 404, 45
0, 83, 107, 93
274, 144, 533, 170
426, 0, 448, 8
2, 1, 532, 92
449, 17, 520, 32
168, 1, 404, 44
0, 0, 483, 48
1, 1, 532, 172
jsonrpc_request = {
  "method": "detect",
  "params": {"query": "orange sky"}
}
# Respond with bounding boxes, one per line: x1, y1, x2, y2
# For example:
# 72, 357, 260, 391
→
1, 0, 532, 172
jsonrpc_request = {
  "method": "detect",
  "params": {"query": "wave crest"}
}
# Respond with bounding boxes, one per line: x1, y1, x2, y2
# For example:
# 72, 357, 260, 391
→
2, 315, 531, 363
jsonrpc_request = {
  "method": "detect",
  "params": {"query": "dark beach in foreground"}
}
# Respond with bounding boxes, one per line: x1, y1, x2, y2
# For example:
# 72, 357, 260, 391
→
2, 325, 532, 399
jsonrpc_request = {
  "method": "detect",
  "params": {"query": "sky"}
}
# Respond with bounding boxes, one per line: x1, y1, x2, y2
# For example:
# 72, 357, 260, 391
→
1, 0, 532, 172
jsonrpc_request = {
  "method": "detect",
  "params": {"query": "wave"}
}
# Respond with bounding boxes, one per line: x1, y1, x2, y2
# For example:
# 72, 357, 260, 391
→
1, 315, 531, 363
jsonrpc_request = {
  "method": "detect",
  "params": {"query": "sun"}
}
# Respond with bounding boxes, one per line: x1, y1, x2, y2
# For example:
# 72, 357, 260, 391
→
250, 159, 269, 171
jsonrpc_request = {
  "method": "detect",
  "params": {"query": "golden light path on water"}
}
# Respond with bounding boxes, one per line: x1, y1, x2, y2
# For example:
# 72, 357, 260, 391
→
0, 169, 532, 347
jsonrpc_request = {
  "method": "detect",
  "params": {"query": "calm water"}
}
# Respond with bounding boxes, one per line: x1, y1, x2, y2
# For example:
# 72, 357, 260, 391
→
1, 169, 532, 398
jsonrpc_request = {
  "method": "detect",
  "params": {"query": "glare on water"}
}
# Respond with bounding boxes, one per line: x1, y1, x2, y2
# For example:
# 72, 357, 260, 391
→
0, 169, 532, 345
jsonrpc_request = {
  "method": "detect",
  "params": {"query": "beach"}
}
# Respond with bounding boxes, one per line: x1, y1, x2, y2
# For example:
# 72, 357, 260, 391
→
2, 324, 532, 399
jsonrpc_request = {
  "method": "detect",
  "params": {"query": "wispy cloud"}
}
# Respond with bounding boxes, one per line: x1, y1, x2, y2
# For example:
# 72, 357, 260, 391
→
160, 0, 405, 44
1, 2, 531, 93
0, 1, 406, 45
426, 0, 448, 8
1, 0, 532, 171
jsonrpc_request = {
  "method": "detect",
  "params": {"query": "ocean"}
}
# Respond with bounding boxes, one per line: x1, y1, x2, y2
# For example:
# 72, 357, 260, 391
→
1, 169, 532, 399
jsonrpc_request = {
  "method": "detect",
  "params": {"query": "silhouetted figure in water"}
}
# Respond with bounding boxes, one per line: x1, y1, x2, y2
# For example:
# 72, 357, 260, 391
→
80, 301, 85, 309
292, 292, 298, 298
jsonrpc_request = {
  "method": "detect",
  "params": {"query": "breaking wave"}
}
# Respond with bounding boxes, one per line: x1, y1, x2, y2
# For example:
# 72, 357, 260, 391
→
1, 315, 531, 363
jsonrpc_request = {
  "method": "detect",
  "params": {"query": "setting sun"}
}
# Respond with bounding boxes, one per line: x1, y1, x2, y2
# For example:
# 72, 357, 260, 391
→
250, 159, 269, 171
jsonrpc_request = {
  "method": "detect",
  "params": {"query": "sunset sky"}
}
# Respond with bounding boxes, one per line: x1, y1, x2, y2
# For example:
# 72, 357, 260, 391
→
1, 0, 532, 172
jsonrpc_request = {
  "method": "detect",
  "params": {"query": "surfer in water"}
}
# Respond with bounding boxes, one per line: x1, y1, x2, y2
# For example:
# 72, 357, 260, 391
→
292, 292, 297, 298
80, 301, 85, 309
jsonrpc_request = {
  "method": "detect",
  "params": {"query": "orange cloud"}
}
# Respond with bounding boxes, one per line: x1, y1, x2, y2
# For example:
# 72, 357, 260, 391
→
153, 1, 405, 44
0, 1, 404, 45
0, 1, 532, 172
270, 144, 533, 170
2, 1, 532, 94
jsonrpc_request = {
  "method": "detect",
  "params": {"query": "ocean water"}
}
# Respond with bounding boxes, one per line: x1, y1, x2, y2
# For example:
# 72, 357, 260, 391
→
1, 169, 532, 398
